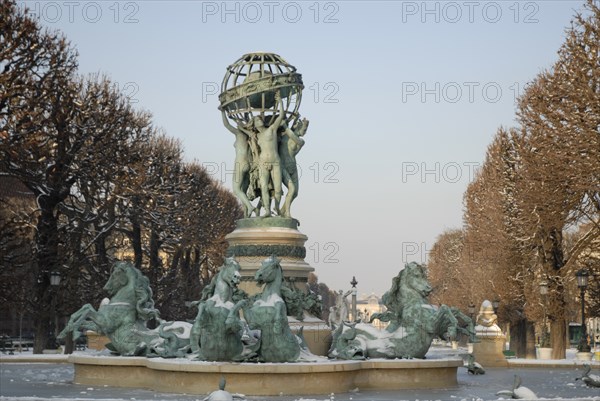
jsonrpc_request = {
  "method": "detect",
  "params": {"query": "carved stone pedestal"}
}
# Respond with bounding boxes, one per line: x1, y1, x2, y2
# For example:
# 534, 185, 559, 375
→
226, 217, 330, 355
472, 326, 508, 367
226, 217, 314, 291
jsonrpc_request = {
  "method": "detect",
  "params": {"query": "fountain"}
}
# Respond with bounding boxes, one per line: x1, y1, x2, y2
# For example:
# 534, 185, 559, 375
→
62, 52, 471, 396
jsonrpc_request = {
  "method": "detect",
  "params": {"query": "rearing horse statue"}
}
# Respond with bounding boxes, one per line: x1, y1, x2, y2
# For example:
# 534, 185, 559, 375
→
329, 262, 476, 360
242, 255, 308, 362
58, 261, 163, 356
189, 257, 254, 361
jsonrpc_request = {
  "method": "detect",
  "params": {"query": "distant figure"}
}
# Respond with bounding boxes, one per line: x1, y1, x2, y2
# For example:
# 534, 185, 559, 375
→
476, 300, 498, 327
329, 290, 352, 328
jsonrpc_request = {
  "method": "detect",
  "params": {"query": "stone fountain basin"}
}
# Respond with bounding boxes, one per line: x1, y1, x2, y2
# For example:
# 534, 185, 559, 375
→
69, 355, 462, 396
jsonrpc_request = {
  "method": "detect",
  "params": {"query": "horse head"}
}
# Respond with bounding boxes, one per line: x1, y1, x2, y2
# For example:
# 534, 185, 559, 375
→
400, 262, 432, 300
219, 256, 242, 289
255, 255, 282, 285
104, 261, 134, 296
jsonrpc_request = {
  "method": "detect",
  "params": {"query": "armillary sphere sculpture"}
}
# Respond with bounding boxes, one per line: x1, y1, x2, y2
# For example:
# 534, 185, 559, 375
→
219, 52, 308, 219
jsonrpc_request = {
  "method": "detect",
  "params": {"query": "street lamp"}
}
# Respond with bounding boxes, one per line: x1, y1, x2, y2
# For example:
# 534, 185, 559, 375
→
539, 280, 549, 348
50, 272, 61, 287
49, 271, 61, 350
575, 269, 590, 353
350, 276, 358, 322
467, 302, 476, 352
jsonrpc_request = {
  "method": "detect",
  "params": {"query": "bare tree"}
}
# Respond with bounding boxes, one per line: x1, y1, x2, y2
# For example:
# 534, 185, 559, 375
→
513, 0, 600, 358
427, 229, 468, 308
1, 0, 153, 351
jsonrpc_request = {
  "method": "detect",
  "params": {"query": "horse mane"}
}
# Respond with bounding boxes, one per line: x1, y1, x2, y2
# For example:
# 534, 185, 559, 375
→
129, 265, 160, 321
398, 262, 428, 304
199, 257, 237, 302
382, 268, 405, 316
380, 263, 427, 323
200, 275, 217, 302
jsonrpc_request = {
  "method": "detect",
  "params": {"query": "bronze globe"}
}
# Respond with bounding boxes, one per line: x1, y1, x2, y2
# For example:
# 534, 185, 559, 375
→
219, 52, 304, 128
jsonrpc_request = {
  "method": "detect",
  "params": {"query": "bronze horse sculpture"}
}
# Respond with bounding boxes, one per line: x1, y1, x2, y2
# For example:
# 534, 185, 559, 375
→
59, 261, 189, 357
329, 262, 475, 359
241, 255, 320, 362
190, 257, 255, 361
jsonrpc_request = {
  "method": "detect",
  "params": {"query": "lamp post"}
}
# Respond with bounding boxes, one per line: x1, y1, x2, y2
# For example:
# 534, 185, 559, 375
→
539, 280, 549, 348
350, 276, 358, 322
466, 303, 476, 353
49, 272, 61, 350
575, 269, 590, 353
50, 271, 61, 287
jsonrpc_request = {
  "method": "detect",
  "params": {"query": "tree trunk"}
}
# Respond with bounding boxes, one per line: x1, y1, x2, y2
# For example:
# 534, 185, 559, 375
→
32, 205, 59, 353
130, 197, 143, 268
95, 227, 109, 272
149, 228, 162, 284
525, 320, 536, 359
189, 247, 203, 299
551, 319, 567, 359
32, 310, 51, 353
547, 233, 568, 359
63, 335, 74, 354
510, 318, 527, 357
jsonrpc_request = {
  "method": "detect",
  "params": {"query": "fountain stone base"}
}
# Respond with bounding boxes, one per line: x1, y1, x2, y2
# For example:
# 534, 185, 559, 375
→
69, 355, 462, 396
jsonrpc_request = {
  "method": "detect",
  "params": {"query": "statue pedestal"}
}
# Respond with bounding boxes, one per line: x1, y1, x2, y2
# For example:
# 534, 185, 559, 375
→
85, 331, 109, 351
472, 325, 508, 367
226, 217, 314, 292
226, 217, 330, 355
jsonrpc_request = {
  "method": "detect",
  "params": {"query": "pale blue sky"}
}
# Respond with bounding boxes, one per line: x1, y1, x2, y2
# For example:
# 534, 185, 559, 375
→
22, 0, 584, 295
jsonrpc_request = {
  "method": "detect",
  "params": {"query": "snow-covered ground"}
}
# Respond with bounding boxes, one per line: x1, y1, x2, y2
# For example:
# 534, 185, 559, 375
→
1, 346, 599, 401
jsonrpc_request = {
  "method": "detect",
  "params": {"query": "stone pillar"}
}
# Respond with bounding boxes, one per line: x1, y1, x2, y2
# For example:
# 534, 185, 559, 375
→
472, 326, 508, 367
472, 300, 508, 367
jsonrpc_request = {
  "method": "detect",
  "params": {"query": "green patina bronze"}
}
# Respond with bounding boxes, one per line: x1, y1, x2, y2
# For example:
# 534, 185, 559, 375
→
329, 262, 476, 360
219, 53, 308, 219
187, 255, 319, 362
226, 244, 306, 259
61, 259, 474, 362
235, 217, 299, 229
58, 261, 190, 357
235, 255, 322, 362
189, 257, 257, 361
242, 255, 302, 362
281, 277, 323, 320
